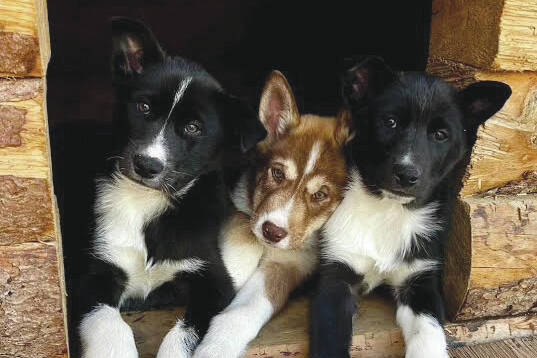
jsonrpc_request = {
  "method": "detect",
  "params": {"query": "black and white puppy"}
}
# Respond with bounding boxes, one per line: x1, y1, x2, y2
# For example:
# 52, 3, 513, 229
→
309, 57, 511, 358
73, 18, 265, 358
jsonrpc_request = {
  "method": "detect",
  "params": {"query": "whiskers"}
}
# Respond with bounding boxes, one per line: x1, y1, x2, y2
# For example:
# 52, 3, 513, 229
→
171, 170, 195, 178
106, 155, 125, 162
160, 178, 178, 197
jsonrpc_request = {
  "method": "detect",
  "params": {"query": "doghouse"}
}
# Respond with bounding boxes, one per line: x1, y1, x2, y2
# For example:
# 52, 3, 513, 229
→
0, 0, 535, 357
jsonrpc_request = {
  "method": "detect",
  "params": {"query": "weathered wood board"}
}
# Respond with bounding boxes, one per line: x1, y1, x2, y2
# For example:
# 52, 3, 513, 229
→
429, 0, 537, 71
444, 185, 537, 321
125, 295, 537, 358
0, 0, 67, 356
0, 243, 68, 358
0, 0, 50, 76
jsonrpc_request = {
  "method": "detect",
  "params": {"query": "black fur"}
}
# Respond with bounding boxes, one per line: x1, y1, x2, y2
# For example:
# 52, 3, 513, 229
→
71, 18, 265, 357
310, 56, 511, 357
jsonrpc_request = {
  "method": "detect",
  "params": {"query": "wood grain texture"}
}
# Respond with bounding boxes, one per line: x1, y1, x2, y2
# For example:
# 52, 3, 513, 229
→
449, 337, 537, 358
443, 188, 537, 322
0, 104, 26, 147
0, 78, 41, 102
0, 176, 54, 246
125, 296, 537, 358
429, 0, 537, 71
427, 59, 537, 196
0, 94, 50, 179
0, 0, 50, 76
0, 242, 68, 358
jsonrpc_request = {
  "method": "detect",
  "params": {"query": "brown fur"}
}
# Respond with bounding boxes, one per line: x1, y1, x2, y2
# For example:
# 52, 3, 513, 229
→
263, 261, 302, 309
250, 72, 349, 249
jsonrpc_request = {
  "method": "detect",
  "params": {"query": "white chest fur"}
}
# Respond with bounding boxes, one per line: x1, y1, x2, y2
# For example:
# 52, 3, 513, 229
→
323, 171, 441, 289
94, 174, 205, 303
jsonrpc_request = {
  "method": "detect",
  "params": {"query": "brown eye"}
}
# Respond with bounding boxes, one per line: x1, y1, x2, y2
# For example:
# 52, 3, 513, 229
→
433, 129, 449, 142
136, 102, 150, 114
184, 121, 202, 136
384, 115, 397, 129
312, 190, 328, 201
271, 167, 285, 183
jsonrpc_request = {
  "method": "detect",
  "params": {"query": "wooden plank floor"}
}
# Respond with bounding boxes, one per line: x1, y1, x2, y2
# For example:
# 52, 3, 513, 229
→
449, 337, 537, 358
125, 294, 537, 357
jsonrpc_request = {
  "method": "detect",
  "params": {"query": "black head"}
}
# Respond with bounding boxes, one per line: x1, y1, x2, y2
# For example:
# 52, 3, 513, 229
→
110, 17, 265, 193
343, 56, 511, 206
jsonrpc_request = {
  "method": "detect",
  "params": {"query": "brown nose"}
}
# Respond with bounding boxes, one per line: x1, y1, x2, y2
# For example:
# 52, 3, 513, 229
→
262, 221, 288, 243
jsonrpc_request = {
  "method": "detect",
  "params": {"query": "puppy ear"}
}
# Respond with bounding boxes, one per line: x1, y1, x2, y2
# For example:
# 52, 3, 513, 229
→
110, 17, 165, 80
342, 56, 395, 107
458, 81, 512, 127
334, 109, 354, 146
259, 71, 300, 138
220, 94, 267, 153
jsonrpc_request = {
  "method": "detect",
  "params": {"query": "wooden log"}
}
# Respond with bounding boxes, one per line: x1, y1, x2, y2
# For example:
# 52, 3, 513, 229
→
429, 0, 537, 71
125, 295, 537, 358
0, 176, 55, 246
444, 175, 537, 322
0, 0, 50, 77
0, 242, 68, 358
427, 59, 537, 196
0, 1, 67, 354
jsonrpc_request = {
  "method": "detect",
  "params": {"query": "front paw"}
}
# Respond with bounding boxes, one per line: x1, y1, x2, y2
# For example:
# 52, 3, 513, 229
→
80, 304, 138, 358
157, 320, 198, 358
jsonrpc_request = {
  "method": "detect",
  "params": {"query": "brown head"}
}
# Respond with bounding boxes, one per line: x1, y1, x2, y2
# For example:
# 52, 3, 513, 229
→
248, 71, 350, 249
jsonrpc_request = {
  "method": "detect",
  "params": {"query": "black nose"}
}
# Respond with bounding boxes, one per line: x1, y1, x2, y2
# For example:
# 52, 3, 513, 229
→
394, 164, 421, 188
262, 221, 288, 243
133, 154, 164, 179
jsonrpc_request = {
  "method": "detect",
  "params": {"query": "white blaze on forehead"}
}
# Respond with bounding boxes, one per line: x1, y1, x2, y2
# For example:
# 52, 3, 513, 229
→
304, 141, 322, 175
167, 76, 193, 120
143, 77, 193, 163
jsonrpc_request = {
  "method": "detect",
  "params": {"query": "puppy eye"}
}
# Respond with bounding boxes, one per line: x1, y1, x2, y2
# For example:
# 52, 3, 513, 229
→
271, 167, 285, 183
433, 129, 449, 142
384, 115, 398, 129
136, 102, 151, 114
184, 121, 202, 136
312, 190, 328, 201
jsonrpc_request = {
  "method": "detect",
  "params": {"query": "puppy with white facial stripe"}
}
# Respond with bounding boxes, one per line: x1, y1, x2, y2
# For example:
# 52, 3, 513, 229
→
309, 57, 511, 358
71, 18, 266, 358
193, 71, 350, 358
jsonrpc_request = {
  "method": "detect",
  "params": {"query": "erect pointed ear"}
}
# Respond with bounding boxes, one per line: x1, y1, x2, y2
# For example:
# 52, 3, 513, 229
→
458, 81, 512, 127
342, 56, 396, 107
334, 109, 354, 146
110, 17, 165, 80
219, 93, 267, 153
259, 71, 300, 138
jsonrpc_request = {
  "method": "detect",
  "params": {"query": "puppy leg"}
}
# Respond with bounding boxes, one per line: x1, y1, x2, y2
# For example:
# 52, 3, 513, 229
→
80, 304, 138, 358
194, 261, 303, 358
157, 319, 198, 358
157, 267, 235, 358
396, 272, 448, 358
309, 262, 362, 358
76, 263, 135, 358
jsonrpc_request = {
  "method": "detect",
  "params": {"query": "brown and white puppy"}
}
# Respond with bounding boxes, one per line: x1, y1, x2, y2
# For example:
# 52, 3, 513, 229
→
192, 71, 349, 358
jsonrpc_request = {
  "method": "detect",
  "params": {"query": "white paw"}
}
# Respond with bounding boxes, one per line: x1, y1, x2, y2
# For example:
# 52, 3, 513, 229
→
157, 320, 198, 358
192, 310, 253, 358
80, 304, 138, 358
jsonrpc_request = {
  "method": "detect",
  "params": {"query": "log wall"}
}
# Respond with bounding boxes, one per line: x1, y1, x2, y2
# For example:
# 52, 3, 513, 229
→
0, 0, 67, 357
429, 0, 537, 322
